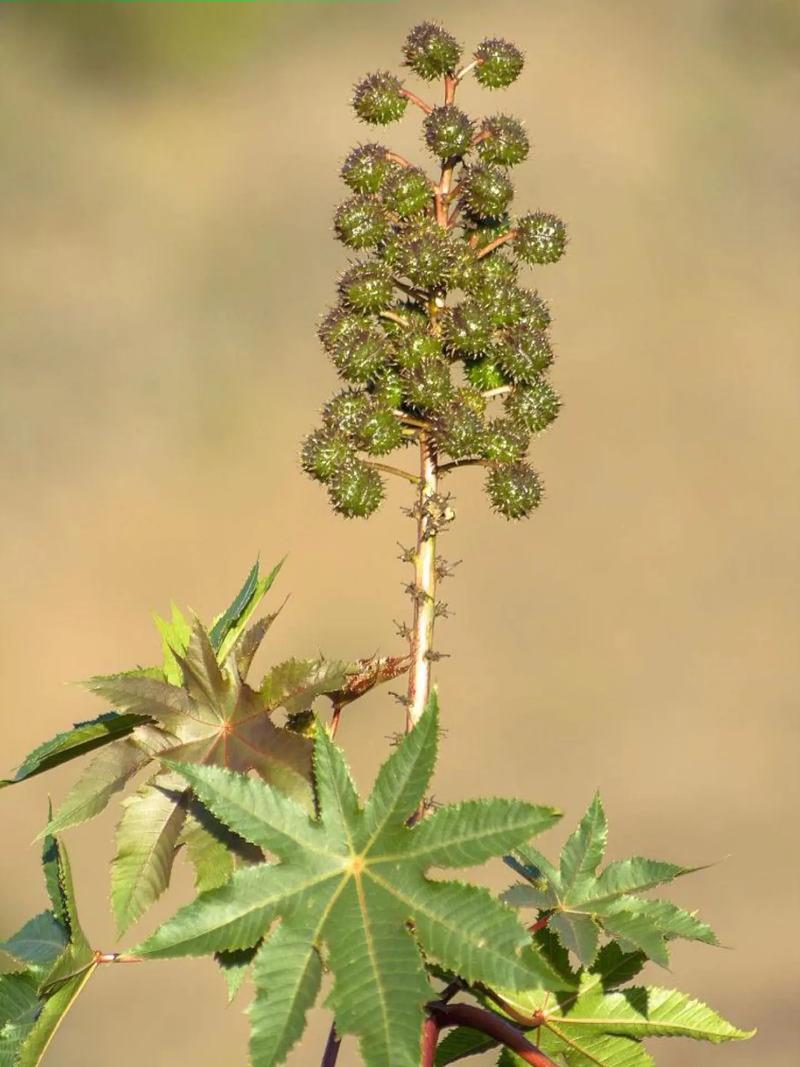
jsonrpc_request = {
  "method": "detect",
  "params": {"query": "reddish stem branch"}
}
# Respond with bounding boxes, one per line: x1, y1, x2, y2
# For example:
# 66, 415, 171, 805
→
475, 229, 519, 259
528, 915, 550, 934
401, 88, 433, 114
320, 1024, 341, 1067
421, 1015, 441, 1067
432, 1002, 559, 1067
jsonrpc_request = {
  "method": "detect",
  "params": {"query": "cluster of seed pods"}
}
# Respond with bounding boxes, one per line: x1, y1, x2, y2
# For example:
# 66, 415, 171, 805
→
302, 22, 567, 519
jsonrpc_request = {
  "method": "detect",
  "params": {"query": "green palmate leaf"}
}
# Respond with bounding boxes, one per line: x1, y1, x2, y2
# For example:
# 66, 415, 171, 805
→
134, 695, 568, 1067
1, 829, 99, 1067
211, 559, 283, 662
1, 712, 146, 789
42, 739, 149, 837
154, 604, 192, 685
111, 772, 189, 935
216, 944, 261, 1002
503, 795, 716, 967
179, 812, 236, 893
435, 1025, 498, 1064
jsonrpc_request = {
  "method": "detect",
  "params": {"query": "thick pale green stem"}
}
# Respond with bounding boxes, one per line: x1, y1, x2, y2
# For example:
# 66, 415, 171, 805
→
406, 434, 438, 729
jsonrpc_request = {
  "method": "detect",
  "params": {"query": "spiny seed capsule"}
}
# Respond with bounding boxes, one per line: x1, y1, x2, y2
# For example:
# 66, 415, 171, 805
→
394, 328, 444, 370
464, 355, 509, 391
334, 196, 389, 249
434, 400, 487, 460
455, 384, 487, 415
474, 38, 525, 89
514, 212, 568, 264
370, 367, 404, 408
423, 104, 474, 159
496, 327, 553, 384
402, 358, 454, 413
322, 389, 374, 436
479, 280, 530, 327
384, 223, 458, 289
441, 300, 495, 356
382, 166, 433, 218
379, 301, 429, 339
465, 213, 512, 250
516, 288, 552, 330
331, 323, 392, 383
329, 461, 384, 518
403, 22, 462, 80
341, 144, 392, 194
483, 418, 530, 463
505, 378, 561, 433
477, 115, 530, 166
486, 460, 542, 519
339, 261, 394, 311
459, 251, 518, 298
460, 162, 514, 219
301, 429, 355, 483
355, 407, 404, 455
353, 71, 408, 125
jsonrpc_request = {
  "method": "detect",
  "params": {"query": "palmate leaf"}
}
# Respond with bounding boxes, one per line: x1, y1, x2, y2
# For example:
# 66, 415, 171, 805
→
134, 694, 568, 1067
503, 795, 717, 967
0, 712, 146, 789
438, 932, 752, 1067
0, 828, 98, 1067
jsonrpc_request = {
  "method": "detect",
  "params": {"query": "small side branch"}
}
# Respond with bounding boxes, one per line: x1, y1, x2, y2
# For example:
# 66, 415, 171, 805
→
438, 457, 488, 475
380, 310, 411, 328
363, 460, 421, 485
401, 88, 433, 114
475, 229, 518, 260
431, 1002, 560, 1067
320, 1024, 341, 1067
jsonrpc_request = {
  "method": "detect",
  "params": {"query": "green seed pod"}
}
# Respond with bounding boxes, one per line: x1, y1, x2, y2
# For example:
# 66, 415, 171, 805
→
394, 327, 444, 370
403, 22, 462, 80
401, 357, 454, 414
382, 166, 433, 219
353, 71, 408, 125
423, 104, 474, 159
370, 366, 404, 408
301, 428, 355, 484
341, 144, 392, 194
505, 379, 561, 433
460, 163, 514, 219
517, 288, 552, 330
464, 355, 509, 391
322, 389, 374, 436
383, 222, 458, 289
514, 212, 567, 264
339, 261, 394, 312
459, 251, 518, 298
495, 326, 553, 383
319, 308, 393, 382
478, 280, 529, 327
477, 115, 530, 166
486, 460, 542, 519
328, 460, 384, 518
379, 301, 429, 339
434, 399, 487, 460
455, 384, 487, 415
441, 300, 495, 356
354, 406, 404, 455
483, 418, 530, 463
334, 195, 389, 249
474, 38, 525, 89
464, 213, 512, 251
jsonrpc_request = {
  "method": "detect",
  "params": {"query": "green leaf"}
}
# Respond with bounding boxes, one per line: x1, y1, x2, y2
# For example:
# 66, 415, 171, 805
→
135, 694, 570, 1066
180, 812, 236, 893
436, 1025, 498, 1064
260, 658, 350, 716
0, 914, 67, 973
17, 963, 98, 1067
212, 559, 283, 662
2, 712, 146, 788
111, 772, 188, 934
154, 604, 192, 685
42, 739, 149, 837
216, 944, 260, 1002
503, 796, 714, 967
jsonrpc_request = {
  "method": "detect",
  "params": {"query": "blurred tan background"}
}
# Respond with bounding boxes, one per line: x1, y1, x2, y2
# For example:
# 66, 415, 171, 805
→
1, 2, 798, 1065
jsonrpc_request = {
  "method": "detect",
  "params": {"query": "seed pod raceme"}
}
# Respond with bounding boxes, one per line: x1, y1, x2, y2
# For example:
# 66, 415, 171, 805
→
401, 356, 454, 415
329, 460, 384, 518
441, 300, 495, 356
433, 398, 488, 461
495, 326, 553, 383
403, 21, 462, 80
394, 328, 444, 371
459, 251, 519, 298
341, 144, 392, 194
486, 460, 542, 518
383, 220, 459, 289
423, 104, 474, 159
473, 38, 525, 89
464, 355, 508, 391
514, 212, 568, 264
354, 406, 405, 456
353, 71, 408, 125
318, 309, 392, 383
323, 389, 375, 437
483, 418, 530, 463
